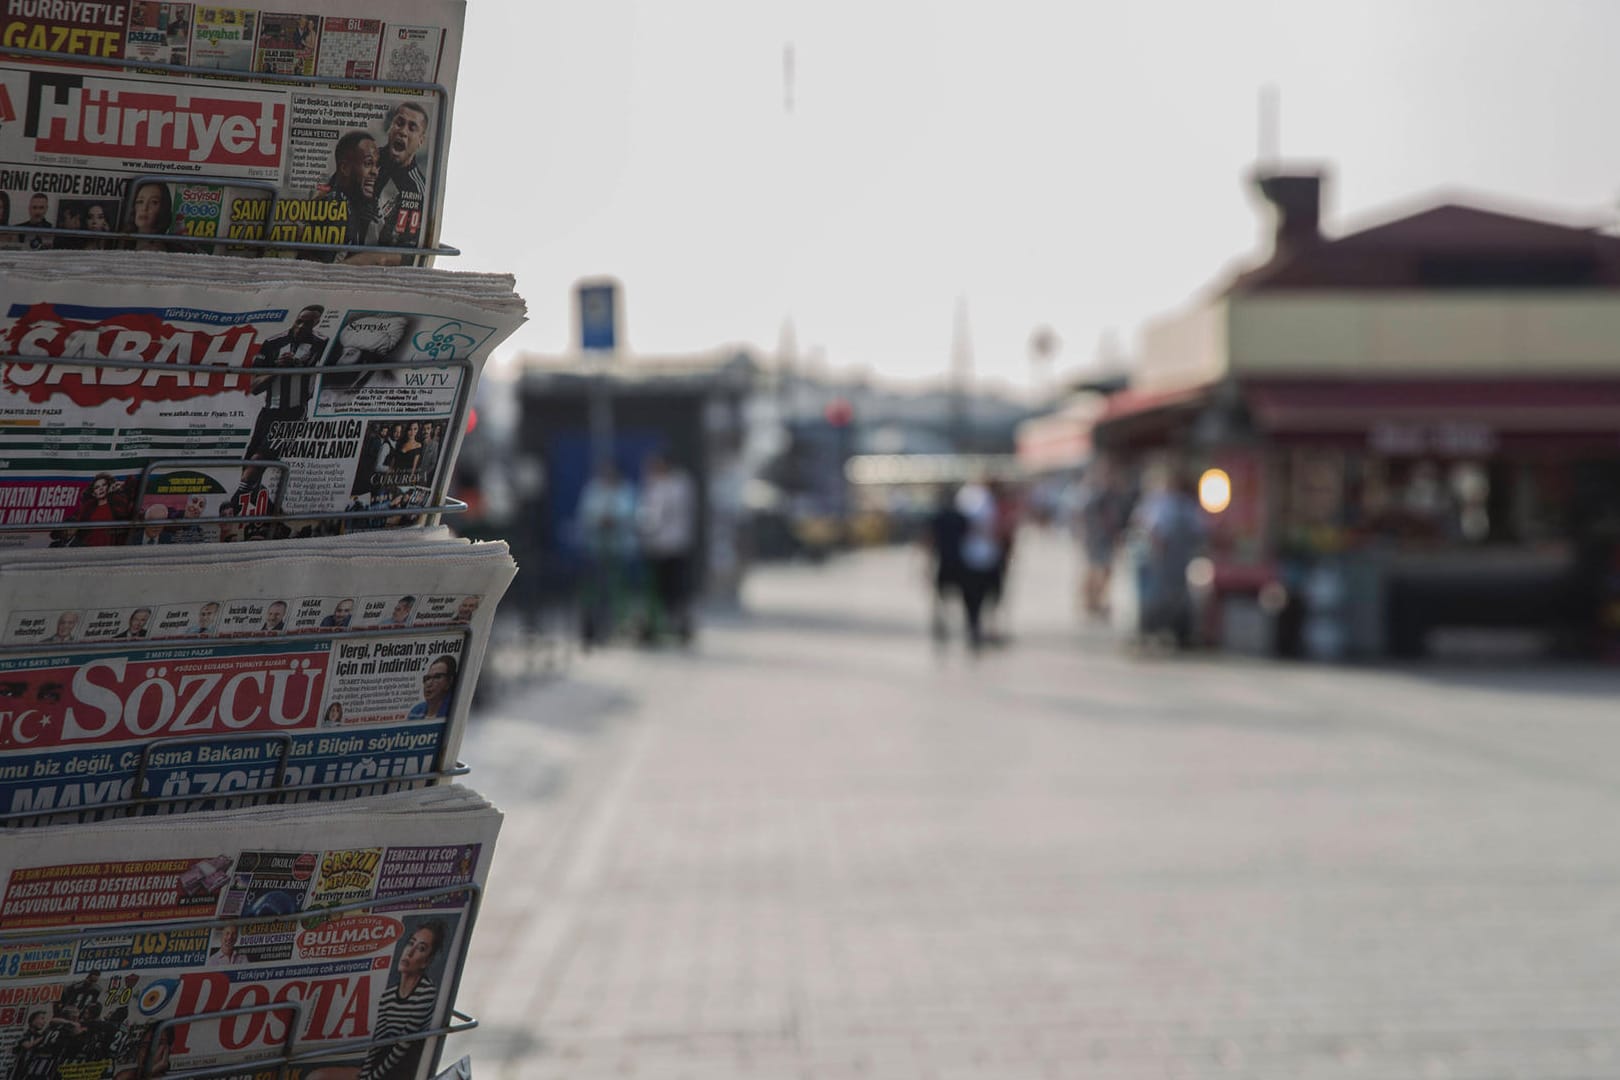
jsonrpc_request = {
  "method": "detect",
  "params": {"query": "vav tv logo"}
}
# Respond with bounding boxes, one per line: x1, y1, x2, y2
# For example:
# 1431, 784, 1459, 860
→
413, 321, 477, 361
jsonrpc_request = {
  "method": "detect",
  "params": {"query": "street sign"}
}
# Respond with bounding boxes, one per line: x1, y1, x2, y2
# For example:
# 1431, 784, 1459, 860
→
577, 280, 619, 352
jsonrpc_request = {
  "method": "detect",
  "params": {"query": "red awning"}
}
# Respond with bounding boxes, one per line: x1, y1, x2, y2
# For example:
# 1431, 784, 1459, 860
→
1091, 384, 1214, 449
1242, 378, 1620, 450
1016, 421, 1092, 471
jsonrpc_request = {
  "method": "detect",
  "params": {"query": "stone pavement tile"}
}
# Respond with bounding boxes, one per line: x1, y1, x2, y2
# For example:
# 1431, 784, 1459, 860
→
447, 535, 1620, 1079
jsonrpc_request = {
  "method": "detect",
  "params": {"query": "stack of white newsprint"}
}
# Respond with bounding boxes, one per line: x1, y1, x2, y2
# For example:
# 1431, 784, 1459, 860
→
0, 4, 520, 1077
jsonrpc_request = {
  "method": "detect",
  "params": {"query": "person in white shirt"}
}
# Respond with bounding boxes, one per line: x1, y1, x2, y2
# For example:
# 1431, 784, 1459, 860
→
578, 463, 640, 644
207, 924, 249, 967
636, 452, 697, 642
1132, 469, 1207, 648
954, 482, 1002, 651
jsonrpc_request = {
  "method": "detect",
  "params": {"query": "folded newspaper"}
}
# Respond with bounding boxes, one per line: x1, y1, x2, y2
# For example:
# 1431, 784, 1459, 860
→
432, 1058, 471, 1080
0, 0, 467, 263
0, 785, 500, 1080
0, 528, 515, 821
0, 253, 524, 549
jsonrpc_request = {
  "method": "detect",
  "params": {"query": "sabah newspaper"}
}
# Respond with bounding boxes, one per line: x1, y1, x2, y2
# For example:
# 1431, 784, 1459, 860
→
0, 785, 499, 1080
0, 0, 466, 263
0, 253, 524, 549
0, 529, 515, 821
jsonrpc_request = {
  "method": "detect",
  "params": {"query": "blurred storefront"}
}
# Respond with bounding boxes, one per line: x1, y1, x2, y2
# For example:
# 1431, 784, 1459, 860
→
509, 349, 756, 615
1096, 170, 1620, 660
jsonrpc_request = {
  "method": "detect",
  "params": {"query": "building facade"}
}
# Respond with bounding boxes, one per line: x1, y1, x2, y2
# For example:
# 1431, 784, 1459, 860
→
1096, 170, 1620, 659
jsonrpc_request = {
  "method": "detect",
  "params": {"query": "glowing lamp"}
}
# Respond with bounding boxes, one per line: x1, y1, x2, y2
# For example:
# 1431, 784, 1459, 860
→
1198, 468, 1231, 514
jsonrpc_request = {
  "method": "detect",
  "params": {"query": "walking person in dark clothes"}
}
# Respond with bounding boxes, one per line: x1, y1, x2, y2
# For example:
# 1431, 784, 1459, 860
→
981, 478, 1020, 644
926, 485, 968, 646
954, 481, 1003, 653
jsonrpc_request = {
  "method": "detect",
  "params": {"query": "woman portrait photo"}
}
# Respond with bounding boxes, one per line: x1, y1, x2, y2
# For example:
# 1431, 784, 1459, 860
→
304, 918, 450, 1080
71, 473, 134, 547
127, 181, 173, 251
323, 702, 344, 725
84, 201, 114, 249
389, 421, 423, 474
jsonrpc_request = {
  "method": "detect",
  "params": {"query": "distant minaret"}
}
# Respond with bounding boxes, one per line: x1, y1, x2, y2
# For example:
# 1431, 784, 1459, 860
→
779, 44, 797, 423
783, 43, 796, 115
1258, 83, 1280, 164
1028, 325, 1060, 397
776, 317, 798, 422
949, 296, 973, 452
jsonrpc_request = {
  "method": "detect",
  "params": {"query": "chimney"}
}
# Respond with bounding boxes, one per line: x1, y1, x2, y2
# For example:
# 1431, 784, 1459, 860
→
1250, 168, 1324, 258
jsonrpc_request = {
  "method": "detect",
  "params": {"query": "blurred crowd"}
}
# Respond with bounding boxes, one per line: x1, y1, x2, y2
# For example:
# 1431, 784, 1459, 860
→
925, 461, 1209, 654
572, 452, 699, 647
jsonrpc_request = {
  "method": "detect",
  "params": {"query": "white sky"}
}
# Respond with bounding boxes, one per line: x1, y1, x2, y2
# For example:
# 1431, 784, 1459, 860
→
444, 0, 1620, 389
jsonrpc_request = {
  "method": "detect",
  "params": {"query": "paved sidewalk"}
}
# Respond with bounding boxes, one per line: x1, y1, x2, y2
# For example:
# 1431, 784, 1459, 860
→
446, 532, 1620, 1079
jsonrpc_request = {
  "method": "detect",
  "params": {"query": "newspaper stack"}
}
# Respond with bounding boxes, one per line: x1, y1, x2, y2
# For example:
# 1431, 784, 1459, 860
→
0, 785, 500, 1080
0, 527, 515, 821
0, 252, 525, 549
0, 0, 467, 262
0, 5, 515, 1075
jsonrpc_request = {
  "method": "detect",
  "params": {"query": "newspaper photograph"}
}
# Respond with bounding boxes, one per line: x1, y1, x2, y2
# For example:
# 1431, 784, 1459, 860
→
0, 786, 499, 1080
0, 0, 465, 262
0, 257, 524, 548
123, 3, 194, 67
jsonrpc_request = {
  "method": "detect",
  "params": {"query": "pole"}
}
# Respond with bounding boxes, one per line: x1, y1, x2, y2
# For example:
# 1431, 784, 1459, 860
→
588, 360, 614, 474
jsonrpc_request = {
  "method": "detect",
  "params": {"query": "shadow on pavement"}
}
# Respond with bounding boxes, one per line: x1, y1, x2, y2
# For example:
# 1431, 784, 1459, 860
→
1395, 664, 1620, 701
704, 604, 928, 641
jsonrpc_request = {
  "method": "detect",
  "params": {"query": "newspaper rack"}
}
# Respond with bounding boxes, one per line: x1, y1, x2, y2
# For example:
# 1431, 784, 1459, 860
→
0, 622, 478, 825
3, 24, 502, 1078
0, 882, 484, 1080
0, 44, 461, 261
0, 350, 477, 541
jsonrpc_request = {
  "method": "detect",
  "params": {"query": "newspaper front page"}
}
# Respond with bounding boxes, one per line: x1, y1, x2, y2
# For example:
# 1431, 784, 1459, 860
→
0, 0, 465, 263
0, 786, 499, 1080
0, 255, 523, 549
0, 531, 515, 820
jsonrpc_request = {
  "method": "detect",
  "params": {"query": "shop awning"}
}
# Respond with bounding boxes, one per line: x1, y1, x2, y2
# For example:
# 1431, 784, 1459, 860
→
1242, 378, 1620, 451
1090, 384, 1214, 449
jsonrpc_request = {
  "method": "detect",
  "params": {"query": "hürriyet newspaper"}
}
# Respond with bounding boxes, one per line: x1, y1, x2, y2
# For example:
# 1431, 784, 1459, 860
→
0, 0, 467, 263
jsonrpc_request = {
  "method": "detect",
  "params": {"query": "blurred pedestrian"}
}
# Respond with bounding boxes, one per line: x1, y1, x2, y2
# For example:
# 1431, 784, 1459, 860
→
955, 481, 1004, 653
578, 462, 640, 645
637, 451, 697, 643
925, 484, 967, 645
1133, 467, 1206, 649
982, 479, 1020, 643
1075, 460, 1132, 619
